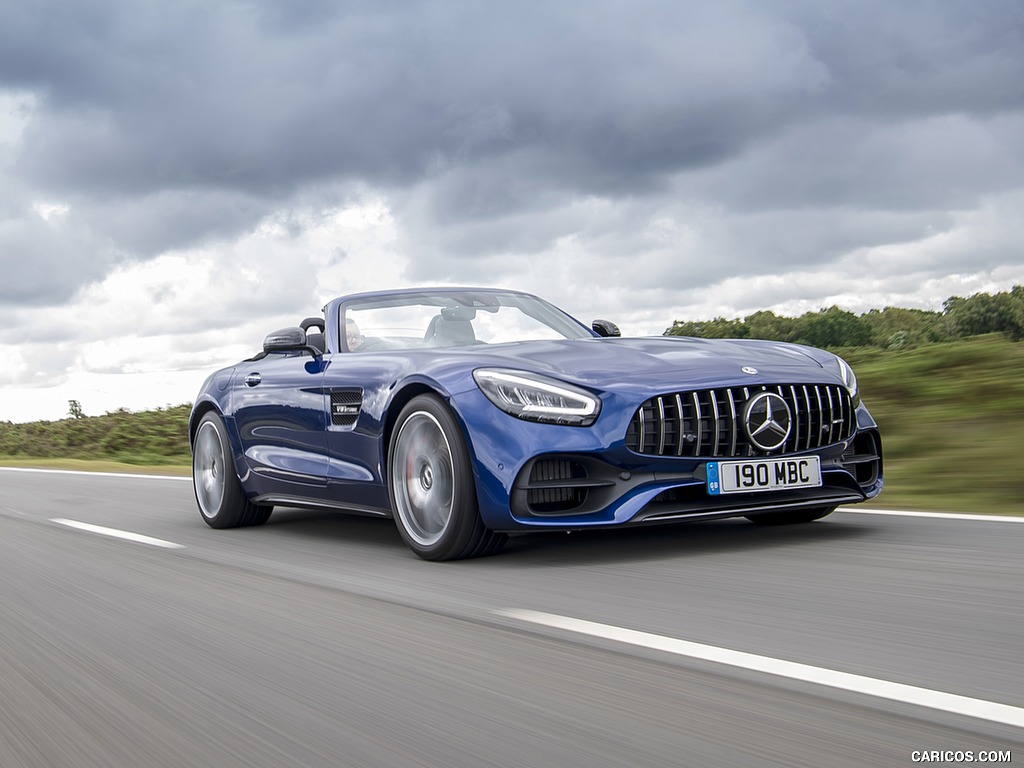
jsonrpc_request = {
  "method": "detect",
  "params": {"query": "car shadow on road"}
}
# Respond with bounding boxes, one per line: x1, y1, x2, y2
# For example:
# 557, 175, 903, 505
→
490, 515, 878, 567
259, 507, 878, 566
260, 506, 402, 543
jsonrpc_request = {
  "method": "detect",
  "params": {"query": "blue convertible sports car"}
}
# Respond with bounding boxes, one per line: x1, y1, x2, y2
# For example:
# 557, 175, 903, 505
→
190, 288, 883, 560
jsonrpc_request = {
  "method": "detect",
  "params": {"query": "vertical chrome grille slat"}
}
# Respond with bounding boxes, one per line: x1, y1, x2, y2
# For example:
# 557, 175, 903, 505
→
838, 385, 848, 440
836, 386, 844, 444
801, 385, 811, 451
727, 389, 737, 456
656, 396, 667, 456
675, 393, 685, 456
692, 392, 703, 455
637, 406, 646, 453
847, 388, 856, 435
814, 386, 824, 449
825, 386, 834, 445
710, 390, 721, 455
788, 385, 800, 453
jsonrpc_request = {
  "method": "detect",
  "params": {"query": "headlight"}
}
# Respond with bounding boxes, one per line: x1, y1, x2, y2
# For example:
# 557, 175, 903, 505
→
836, 356, 859, 402
473, 369, 601, 426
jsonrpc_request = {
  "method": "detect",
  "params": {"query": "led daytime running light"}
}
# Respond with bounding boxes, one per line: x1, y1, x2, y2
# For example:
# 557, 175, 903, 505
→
473, 369, 600, 426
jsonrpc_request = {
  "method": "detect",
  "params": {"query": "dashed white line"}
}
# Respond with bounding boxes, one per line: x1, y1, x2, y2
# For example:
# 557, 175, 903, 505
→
51, 518, 185, 549
497, 609, 1024, 730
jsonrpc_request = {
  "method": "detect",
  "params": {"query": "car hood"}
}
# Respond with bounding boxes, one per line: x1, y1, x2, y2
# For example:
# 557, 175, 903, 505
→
446, 336, 836, 393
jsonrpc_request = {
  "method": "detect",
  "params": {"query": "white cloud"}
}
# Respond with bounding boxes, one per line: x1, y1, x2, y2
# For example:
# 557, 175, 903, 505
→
0, 197, 404, 421
32, 200, 69, 222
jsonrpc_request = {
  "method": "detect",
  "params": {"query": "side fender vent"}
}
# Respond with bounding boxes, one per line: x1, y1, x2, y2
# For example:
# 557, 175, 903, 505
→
331, 389, 363, 427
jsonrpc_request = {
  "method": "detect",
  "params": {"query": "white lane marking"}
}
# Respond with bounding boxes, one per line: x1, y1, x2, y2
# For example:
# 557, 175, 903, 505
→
498, 609, 1024, 730
844, 508, 1024, 523
0, 466, 190, 481
51, 518, 185, 549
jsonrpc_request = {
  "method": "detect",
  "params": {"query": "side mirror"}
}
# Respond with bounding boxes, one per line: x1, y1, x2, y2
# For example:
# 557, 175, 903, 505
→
592, 319, 621, 338
263, 327, 321, 356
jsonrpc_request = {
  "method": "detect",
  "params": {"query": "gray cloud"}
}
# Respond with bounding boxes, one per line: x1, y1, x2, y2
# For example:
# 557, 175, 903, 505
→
0, 211, 117, 305
0, 0, 1022, 311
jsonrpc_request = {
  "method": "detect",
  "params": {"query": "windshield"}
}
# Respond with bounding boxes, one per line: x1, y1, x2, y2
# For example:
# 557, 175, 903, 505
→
340, 290, 592, 352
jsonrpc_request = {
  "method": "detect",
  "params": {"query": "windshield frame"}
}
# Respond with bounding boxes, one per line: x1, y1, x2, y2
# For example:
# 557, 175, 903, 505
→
336, 288, 596, 353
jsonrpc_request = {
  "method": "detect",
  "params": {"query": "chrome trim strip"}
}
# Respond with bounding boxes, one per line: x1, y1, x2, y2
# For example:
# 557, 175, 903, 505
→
826, 386, 836, 444
692, 392, 703, 455
710, 389, 721, 456
802, 385, 812, 451
815, 386, 824, 449
640, 493, 864, 522
727, 389, 738, 456
675, 393, 685, 456
656, 396, 667, 455
637, 405, 646, 453
789, 385, 801, 452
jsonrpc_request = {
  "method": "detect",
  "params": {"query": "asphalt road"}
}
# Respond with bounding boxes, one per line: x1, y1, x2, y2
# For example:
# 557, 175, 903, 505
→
1, 468, 1021, 767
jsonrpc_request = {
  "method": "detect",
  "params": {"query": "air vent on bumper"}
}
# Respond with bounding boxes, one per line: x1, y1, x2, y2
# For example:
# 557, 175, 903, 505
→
511, 456, 621, 517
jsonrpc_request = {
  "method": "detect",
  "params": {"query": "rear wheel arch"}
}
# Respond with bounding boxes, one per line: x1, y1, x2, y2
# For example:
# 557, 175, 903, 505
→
192, 411, 272, 528
190, 401, 248, 488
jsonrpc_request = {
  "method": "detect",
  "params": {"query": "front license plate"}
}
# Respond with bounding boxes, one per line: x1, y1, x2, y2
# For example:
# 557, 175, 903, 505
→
706, 456, 822, 496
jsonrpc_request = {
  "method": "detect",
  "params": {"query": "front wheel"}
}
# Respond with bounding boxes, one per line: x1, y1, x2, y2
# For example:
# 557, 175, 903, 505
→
193, 412, 272, 528
746, 506, 836, 526
388, 395, 506, 561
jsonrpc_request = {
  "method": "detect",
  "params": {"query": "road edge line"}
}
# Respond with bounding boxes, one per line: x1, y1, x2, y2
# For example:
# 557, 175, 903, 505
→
497, 609, 1024, 730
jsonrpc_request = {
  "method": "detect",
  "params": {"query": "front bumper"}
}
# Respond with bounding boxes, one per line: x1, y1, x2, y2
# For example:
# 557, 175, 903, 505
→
460, 387, 883, 532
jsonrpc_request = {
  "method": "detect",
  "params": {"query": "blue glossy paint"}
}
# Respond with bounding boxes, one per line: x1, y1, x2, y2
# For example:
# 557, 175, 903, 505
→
190, 288, 883, 530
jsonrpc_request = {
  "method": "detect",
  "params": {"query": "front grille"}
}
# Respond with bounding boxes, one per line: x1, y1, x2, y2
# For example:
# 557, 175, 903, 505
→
625, 384, 855, 458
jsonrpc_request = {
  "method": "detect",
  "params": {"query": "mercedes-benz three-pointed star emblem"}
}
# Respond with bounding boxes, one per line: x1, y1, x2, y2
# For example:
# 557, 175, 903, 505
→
743, 391, 792, 452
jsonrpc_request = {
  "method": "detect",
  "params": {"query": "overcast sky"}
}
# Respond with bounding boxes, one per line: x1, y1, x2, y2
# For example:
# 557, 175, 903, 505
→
2, 0, 1023, 422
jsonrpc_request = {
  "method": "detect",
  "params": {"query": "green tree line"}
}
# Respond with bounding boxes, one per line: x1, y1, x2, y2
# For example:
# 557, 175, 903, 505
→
665, 286, 1024, 348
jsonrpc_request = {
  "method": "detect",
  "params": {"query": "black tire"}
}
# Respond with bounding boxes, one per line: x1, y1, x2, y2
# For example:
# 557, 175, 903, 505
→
387, 394, 507, 561
746, 506, 836, 526
192, 412, 272, 528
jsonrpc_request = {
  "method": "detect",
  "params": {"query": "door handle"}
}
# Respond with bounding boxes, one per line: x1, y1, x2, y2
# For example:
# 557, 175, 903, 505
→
244, 373, 262, 387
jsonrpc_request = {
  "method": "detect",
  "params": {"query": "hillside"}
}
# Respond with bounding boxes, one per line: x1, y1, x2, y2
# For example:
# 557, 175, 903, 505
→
1, 336, 1022, 514
841, 335, 1024, 514
0, 404, 192, 466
